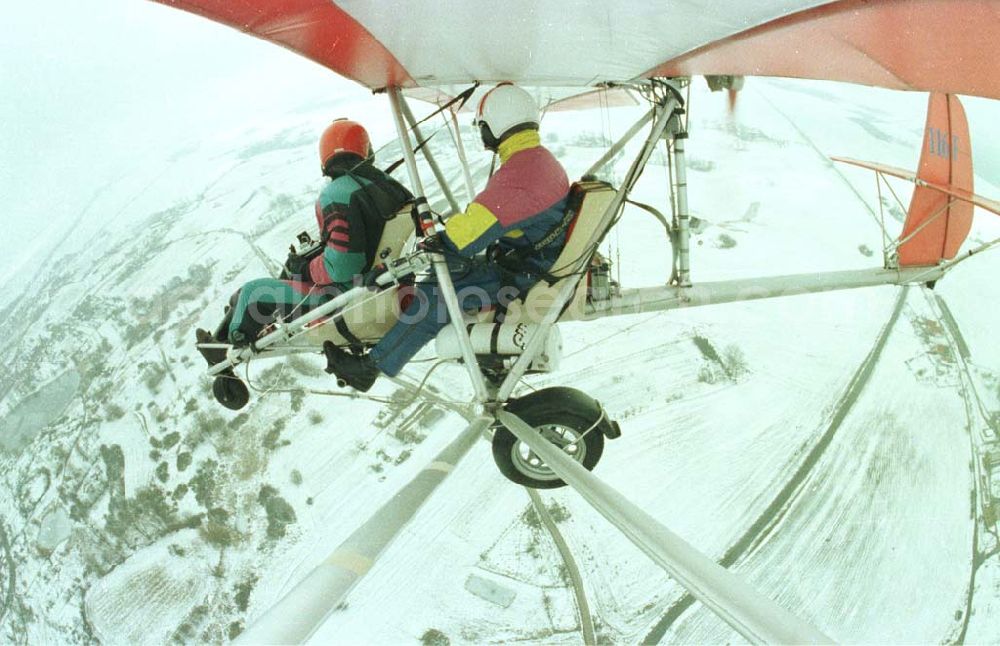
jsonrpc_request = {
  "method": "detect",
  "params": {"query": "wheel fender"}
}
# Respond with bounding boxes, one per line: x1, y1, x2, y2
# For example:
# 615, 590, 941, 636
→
504, 386, 620, 440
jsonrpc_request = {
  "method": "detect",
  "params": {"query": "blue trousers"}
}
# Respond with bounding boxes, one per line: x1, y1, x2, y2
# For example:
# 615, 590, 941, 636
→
369, 259, 538, 377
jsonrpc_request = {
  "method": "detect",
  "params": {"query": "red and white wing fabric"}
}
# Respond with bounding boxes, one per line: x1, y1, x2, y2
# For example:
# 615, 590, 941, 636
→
152, 0, 413, 88
648, 0, 1000, 100
153, 0, 1000, 99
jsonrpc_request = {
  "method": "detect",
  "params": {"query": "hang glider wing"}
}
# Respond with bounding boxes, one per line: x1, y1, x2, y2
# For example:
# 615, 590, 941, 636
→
153, 0, 413, 88
151, 0, 1000, 99
648, 0, 1000, 99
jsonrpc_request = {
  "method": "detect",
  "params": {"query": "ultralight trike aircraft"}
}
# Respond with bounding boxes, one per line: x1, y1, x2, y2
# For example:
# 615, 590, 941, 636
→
160, 0, 1000, 641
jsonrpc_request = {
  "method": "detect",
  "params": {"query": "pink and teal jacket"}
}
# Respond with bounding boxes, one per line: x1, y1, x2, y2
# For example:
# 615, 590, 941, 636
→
307, 173, 373, 289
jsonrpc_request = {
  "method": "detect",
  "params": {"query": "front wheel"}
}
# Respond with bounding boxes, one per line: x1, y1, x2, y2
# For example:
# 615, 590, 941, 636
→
212, 373, 250, 411
491, 387, 617, 489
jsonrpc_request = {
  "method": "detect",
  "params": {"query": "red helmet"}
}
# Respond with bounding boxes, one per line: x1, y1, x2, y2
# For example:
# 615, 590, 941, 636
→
319, 119, 372, 173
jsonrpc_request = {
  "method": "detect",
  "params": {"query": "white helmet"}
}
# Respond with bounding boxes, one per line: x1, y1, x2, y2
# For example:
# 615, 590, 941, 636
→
474, 83, 540, 150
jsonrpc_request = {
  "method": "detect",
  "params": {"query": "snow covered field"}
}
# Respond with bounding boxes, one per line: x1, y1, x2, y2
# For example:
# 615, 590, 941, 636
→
0, 78, 998, 644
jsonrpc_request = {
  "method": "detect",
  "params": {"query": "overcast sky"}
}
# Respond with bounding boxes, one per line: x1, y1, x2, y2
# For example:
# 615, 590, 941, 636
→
0, 0, 368, 280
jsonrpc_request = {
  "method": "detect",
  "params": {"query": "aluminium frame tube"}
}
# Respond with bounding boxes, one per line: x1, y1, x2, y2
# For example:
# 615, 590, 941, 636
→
449, 109, 477, 204
583, 108, 654, 179
496, 95, 679, 402
399, 95, 462, 214
388, 87, 489, 402
497, 410, 833, 645
236, 416, 490, 644
581, 265, 948, 320
672, 124, 692, 287
205, 286, 371, 376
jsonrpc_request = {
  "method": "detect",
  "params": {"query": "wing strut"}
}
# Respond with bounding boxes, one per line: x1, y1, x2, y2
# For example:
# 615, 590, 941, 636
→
235, 416, 490, 643
387, 87, 491, 401
497, 410, 833, 644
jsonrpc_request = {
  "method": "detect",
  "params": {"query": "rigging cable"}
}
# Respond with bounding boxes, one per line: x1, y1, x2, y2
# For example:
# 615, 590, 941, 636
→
607, 90, 624, 287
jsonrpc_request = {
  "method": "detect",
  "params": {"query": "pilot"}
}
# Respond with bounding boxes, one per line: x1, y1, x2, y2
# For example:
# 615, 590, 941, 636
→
196, 119, 411, 361
324, 83, 570, 391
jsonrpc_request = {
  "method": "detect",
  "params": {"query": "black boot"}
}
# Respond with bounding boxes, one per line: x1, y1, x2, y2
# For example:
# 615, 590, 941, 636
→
323, 342, 379, 393
195, 328, 229, 366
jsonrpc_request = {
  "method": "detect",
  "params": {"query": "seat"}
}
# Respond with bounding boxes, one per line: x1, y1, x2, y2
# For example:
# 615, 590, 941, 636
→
301, 205, 414, 346
303, 181, 618, 348
369, 206, 414, 269
501, 180, 616, 325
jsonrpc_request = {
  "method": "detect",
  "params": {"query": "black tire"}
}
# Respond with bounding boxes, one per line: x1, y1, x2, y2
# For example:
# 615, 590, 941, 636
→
492, 387, 610, 489
212, 373, 250, 411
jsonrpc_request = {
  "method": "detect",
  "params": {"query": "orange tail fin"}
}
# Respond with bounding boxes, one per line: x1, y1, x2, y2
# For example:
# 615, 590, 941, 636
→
898, 93, 974, 267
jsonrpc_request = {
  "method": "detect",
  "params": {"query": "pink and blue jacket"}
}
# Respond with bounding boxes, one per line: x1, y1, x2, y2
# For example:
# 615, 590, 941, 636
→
442, 130, 569, 270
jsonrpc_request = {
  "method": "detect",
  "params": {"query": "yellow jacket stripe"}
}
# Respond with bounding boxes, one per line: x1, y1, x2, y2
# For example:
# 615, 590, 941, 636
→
444, 202, 499, 251
439, 128, 568, 258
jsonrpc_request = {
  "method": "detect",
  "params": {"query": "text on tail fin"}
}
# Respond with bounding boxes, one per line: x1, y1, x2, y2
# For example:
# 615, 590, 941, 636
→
899, 93, 974, 266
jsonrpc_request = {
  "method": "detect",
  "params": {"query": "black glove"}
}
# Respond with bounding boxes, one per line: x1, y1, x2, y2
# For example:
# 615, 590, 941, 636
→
362, 264, 389, 290
418, 233, 446, 254
283, 251, 312, 282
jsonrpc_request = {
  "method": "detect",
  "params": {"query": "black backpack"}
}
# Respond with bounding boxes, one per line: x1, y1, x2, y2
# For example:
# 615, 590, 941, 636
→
330, 164, 414, 270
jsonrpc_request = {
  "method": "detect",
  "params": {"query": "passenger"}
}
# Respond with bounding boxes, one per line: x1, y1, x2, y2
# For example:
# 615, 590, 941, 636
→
324, 83, 570, 391
196, 119, 411, 362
